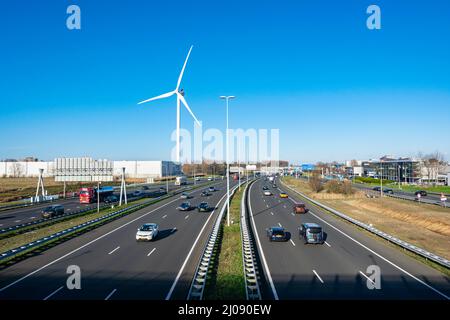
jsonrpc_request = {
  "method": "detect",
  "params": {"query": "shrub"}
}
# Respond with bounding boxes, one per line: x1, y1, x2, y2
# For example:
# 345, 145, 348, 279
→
325, 180, 354, 195
309, 173, 324, 193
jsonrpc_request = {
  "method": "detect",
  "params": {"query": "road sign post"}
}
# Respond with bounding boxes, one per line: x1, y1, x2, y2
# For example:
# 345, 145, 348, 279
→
441, 193, 447, 207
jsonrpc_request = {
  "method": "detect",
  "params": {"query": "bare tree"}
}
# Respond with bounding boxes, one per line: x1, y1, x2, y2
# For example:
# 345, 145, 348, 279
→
422, 151, 446, 185
9, 163, 24, 177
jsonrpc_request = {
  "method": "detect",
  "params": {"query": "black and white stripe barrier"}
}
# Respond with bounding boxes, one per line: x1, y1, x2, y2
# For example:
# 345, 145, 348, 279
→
187, 182, 244, 300
240, 180, 262, 300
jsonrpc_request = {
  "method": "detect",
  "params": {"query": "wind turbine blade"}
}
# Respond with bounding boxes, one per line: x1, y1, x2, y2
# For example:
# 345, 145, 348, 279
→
177, 92, 200, 126
137, 91, 175, 105
176, 45, 193, 91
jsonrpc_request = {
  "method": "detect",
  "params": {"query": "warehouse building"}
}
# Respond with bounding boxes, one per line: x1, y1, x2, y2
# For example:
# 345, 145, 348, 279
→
0, 158, 182, 179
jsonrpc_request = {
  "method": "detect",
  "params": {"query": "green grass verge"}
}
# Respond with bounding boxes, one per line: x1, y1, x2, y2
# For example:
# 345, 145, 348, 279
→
203, 185, 246, 300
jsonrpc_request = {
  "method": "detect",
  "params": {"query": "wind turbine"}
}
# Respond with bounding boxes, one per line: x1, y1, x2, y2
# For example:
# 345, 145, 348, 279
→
138, 45, 200, 163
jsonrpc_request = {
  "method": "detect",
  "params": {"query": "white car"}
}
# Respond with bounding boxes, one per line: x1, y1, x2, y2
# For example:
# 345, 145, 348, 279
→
207, 177, 213, 181
264, 191, 272, 196
136, 223, 159, 241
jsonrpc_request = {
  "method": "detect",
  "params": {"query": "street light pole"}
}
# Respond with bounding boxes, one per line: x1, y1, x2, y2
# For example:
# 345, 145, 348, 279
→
220, 95, 235, 227
380, 164, 383, 197
97, 181, 101, 213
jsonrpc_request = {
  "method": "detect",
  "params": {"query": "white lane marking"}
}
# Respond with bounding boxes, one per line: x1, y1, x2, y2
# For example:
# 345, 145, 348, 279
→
166, 189, 231, 300
67, 209, 71, 211
162, 215, 167, 219
291, 212, 295, 216
266, 204, 269, 208
249, 182, 279, 300
313, 270, 324, 284
0, 193, 184, 293
278, 222, 282, 227
108, 246, 120, 255
325, 241, 331, 247
359, 270, 375, 285
290, 239, 296, 246
30, 216, 36, 219
185, 215, 189, 220
0, 224, 3, 227
14, 220, 21, 223
105, 289, 117, 300
283, 205, 286, 208
43, 286, 64, 300
270, 212, 274, 216
284, 190, 449, 300
147, 248, 156, 257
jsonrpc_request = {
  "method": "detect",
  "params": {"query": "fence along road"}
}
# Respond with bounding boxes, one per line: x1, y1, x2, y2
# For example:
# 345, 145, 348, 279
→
247, 178, 449, 300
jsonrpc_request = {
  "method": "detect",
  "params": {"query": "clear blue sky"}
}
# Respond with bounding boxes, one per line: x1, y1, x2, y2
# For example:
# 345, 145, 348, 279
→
1, 0, 449, 164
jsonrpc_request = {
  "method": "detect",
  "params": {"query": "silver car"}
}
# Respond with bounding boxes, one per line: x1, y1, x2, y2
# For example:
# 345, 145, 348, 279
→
136, 223, 159, 241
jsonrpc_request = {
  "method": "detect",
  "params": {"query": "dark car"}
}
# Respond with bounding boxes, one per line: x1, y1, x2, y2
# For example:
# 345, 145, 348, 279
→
208, 186, 216, 192
383, 188, 394, 194
104, 195, 119, 203
272, 184, 277, 188
262, 186, 269, 190
177, 202, 191, 211
197, 202, 210, 212
415, 190, 428, 197
41, 205, 64, 219
266, 227, 288, 242
372, 186, 381, 192
142, 186, 149, 190
201, 191, 211, 197
299, 223, 324, 245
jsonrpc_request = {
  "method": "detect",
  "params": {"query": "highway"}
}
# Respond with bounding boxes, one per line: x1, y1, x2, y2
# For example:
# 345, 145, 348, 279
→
352, 183, 448, 206
0, 181, 206, 230
0, 179, 236, 300
248, 178, 450, 300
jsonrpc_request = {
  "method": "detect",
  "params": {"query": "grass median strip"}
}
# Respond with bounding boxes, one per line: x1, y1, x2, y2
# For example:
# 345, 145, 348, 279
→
204, 186, 246, 300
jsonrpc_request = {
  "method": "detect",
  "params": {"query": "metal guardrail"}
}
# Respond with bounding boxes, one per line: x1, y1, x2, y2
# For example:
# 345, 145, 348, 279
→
0, 182, 211, 263
0, 195, 78, 212
280, 179, 450, 269
240, 180, 261, 300
187, 182, 244, 300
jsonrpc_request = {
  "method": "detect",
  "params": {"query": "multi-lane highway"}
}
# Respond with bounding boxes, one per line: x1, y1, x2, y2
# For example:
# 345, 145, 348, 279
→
352, 183, 448, 206
248, 178, 450, 300
0, 181, 203, 230
0, 179, 236, 300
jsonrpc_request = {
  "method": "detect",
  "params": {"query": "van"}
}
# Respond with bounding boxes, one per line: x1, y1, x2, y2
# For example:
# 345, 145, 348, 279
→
299, 223, 324, 244
42, 205, 64, 219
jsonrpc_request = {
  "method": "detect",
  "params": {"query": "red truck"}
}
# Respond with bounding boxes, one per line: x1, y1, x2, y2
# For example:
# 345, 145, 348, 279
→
79, 187, 114, 204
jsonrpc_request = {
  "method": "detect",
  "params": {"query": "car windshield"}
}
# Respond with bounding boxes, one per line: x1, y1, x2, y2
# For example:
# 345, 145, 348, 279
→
272, 229, 285, 236
79, 191, 89, 195
308, 227, 322, 234
140, 225, 154, 231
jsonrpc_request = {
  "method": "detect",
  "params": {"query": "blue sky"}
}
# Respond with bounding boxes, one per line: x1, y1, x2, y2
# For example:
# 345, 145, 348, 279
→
0, 0, 449, 164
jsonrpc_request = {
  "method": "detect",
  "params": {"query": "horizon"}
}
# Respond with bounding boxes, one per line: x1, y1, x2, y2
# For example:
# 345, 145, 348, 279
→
1, 0, 449, 164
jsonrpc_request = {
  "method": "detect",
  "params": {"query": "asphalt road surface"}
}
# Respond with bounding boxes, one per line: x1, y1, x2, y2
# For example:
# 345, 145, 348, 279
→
0, 181, 207, 230
249, 178, 450, 300
0, 179, 236, 300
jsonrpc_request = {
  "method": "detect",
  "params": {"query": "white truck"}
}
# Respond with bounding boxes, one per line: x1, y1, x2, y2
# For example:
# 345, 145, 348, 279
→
175, 176, 187, 186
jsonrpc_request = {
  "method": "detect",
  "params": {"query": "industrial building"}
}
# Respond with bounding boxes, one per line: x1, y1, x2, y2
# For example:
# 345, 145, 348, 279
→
0, 158, 182, 179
